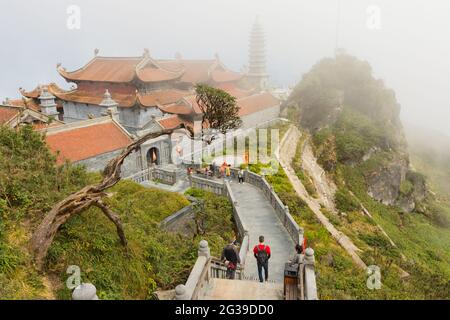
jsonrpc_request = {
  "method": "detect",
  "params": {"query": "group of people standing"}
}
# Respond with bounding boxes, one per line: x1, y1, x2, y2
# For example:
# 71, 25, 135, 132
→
187, 162, 245, 184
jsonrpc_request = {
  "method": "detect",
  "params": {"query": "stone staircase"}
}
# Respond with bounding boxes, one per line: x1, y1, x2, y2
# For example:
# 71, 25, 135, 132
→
199, 278, 284, 300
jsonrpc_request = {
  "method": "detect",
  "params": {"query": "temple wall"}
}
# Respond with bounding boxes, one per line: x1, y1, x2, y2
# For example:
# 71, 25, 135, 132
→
119, 107, 163, 132
240, 104, 281, 129
63, 102, 107, 122
75, 149, 141, 177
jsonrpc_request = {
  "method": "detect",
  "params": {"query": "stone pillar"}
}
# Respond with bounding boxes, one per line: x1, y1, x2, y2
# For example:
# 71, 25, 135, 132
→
305, 248, 315, 265
175, 284, 188, 300
198, 240, 210, 259
72, 283, 99, 300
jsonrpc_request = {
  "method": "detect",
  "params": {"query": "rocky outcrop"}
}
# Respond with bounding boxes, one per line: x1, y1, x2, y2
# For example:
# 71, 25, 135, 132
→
366, 156, 427, 213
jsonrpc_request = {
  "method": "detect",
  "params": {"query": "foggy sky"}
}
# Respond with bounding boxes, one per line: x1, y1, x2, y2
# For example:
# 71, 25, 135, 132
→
1, 0, 449, 138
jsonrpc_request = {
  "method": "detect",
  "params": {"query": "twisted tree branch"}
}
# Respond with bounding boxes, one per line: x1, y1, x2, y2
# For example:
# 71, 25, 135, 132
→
30, 125, 191, 269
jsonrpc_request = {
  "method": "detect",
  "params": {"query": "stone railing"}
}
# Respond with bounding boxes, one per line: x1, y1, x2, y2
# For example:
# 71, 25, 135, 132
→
299, 248, 318, 300
175, 240, 245, 300
244, 170, 304, 246
126, 167, 177, 186
189, 175, 226, 196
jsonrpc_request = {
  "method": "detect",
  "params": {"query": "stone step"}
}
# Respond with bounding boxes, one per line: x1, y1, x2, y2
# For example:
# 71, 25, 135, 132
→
199, 278, 284, 300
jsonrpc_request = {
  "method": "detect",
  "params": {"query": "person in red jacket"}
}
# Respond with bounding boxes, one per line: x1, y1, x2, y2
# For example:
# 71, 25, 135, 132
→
253, 235, 271, 282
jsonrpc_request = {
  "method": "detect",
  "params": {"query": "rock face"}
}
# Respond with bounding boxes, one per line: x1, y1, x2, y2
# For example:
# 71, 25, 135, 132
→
366, 156, 427, 212
367, 157, 408, 207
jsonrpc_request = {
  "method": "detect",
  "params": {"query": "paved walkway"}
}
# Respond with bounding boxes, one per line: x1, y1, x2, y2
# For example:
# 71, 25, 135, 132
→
200, 279, 283, 300
229, 181, 296, 283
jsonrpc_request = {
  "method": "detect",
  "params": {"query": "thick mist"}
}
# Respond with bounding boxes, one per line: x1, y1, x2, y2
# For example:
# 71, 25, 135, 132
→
0, 0, 449, 138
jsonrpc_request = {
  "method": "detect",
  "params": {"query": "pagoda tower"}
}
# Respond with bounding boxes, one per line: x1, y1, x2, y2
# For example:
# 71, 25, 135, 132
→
247, 17, 269, 91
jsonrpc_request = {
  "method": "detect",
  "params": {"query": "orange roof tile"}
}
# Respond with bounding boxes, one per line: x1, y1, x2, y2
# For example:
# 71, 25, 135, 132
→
0, 106, 20, 124
138, 90, 190, 108
136, 66, 182, 82
21, 83, 67, 99
58, 57, 142, 83
45, 121, 132, 164
157, 115, 189, 130
159, 103, 193, 115
157, 59, 218, 83
216, 83, 252, 99
237, 92, 280, 117
211, 69, 243, 83
56, 88, 137, 108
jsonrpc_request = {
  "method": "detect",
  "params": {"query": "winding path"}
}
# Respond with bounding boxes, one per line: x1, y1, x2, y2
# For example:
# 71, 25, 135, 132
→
230, 182, 296, 283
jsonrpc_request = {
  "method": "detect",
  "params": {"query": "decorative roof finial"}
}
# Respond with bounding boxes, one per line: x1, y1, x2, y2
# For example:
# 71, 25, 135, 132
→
56, 62, 62, 69
143, 48, 150, 58
214, 53, 220, 61
94, 48, 99, 56
100, 89, 118, 108
175, 52, 182, 60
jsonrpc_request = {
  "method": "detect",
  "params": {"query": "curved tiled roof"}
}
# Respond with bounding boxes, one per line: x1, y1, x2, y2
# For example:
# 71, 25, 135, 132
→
237, 92, 280, 116
45, 119, 132, 164
137, 89, 190, 108
211, 69, 243, 83
21, 83, 67, 99
136, 66, 183, 82
58, 57, 142, 83
0, 106, 20, 124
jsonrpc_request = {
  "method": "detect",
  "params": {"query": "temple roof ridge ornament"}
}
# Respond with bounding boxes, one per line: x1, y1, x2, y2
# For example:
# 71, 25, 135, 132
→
99, 89, 119, 107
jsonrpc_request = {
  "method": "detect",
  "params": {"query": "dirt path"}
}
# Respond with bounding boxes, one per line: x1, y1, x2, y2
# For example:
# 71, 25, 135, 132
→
278, 126, 367, 269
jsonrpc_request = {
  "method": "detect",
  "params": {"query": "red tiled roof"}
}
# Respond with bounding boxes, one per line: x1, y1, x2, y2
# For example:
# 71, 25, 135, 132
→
216, 83, 252, 99
237, 92, 280, 117
157, 115, 190, 130
157, 59, 218, 84
58, 57, 142, 83
0, 106, 20, 124
21, 83, 67, 99
159, 103, 193, 115
56, 88, 137, 107
45, 121, 132, 164
211, 69, 243, 83
136, 66, 182, 82
138, 90, 189, 108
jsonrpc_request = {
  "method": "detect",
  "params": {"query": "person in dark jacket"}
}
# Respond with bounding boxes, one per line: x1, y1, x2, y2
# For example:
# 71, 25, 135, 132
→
221, 240, 241, 279
253, 235, 271, 282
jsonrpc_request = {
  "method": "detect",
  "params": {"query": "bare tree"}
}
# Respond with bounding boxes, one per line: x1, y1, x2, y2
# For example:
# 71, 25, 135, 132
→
30, 126, 190, 269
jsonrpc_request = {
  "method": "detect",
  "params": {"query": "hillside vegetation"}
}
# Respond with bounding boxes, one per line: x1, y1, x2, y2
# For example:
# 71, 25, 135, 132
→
284, 54, 450, 299
0, 125, 234, 299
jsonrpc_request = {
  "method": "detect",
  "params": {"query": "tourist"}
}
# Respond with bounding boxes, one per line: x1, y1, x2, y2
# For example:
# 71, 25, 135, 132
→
253, 235, 271, 282
225, 164, 231, 181
221, 240, 241, 280
238, 168, 244, 184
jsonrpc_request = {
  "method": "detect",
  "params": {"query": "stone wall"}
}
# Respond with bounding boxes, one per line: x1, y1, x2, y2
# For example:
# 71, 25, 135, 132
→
75, 149, 140, 177
241, 105, 281, 129
63, 102, 107, 122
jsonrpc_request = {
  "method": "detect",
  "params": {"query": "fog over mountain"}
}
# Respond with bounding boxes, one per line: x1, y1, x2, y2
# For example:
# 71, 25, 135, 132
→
1, 0, 449, 138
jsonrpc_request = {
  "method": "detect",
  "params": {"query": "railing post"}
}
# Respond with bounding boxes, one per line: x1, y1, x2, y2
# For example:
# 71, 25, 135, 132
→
175, 284, 188, 300
303, 248, 318, 300
72, 283, 99, 300
198, 240, 210, 259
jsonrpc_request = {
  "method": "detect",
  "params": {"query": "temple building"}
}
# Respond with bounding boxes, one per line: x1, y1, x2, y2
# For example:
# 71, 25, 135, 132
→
15, 20, 280, 175
0, 97, 64, 129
